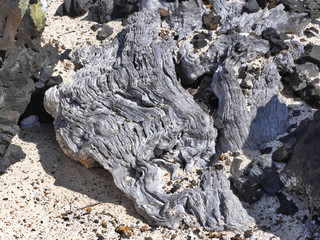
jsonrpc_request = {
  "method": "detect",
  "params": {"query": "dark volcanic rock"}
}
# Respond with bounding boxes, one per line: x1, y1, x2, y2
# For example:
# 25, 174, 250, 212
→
55, 0, 91, 17
60, 49, 72, 61
257, 0, 267, 8
305, 44, 320, 67
304, 27, 319, 38
272, 137, 296, 163
192, 34, 207, 49
261, 28, 288, 56
243, 0, 260, 13
282, 109, 320, 211
202, 11, 221, 30
90, 24, 102, 32
276, 192, 298, 215
260, 147, 272, 155
86, 0, 140, 24
44, 7, 255, 231
273, 117, 311, 162
245, 155, 283, 196
97, 24, 113, 40
300, 79, 320, 108
280, 0, 305, 12
289, 62, 319, 91
231, 158, 264, 204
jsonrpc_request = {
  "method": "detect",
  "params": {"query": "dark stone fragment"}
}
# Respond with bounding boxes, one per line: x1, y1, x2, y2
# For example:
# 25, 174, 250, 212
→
279, 118, 311, 143
289, 62, 319, 91
300, 79, 320, 108
312, 215, 320, 224
193, 229, 200, 236
245, 155, 282, 196
90, 24, 102, 32
280, 0, 305, 13
232, 152, 241, 157
305, 44, 320, 67
287, 123, 297, 132
272, 137, 296, 163
231, 234, 244, 240
256, 0, 267, 8
214, 164, 224, 170
276, 192, 298, 215
260, 147, 272, 155
243, 0, 260, 13
244, 230, 253, 238
60, 49, 72, 61
170, 184, 181, 194
270, 40, 287, 55
55, 0, 89, 17
87, 0, 139, 24
306, 1, 320, 19
97, 24, 113, 41
304, 27, 319, 38
230, 158, 264, 203
37, 44, 60, 69
192, 34, 207, 49
292, 110, 300, 116
202, 11, 221, 30
55, 3, 68, 16
282, 109, 320, 210
97, 236, 105, 240
262, 28, 288, 56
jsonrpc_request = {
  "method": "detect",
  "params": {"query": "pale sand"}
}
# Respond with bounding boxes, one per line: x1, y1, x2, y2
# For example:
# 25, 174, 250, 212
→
0, 0, 319, 239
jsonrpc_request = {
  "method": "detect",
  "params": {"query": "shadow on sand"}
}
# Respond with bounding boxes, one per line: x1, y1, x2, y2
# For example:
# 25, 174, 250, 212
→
16, 123, 145, 223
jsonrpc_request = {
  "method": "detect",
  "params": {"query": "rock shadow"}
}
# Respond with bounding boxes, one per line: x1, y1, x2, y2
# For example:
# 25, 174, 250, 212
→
17, 123, 145, 223
232, 94, 312, 239
244, 94, 289, 150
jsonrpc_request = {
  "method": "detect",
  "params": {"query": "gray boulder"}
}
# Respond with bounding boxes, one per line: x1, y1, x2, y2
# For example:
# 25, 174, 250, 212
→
0, 0, 47, 158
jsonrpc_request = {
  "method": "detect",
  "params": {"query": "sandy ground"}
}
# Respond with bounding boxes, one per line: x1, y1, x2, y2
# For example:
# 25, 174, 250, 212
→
1, 0, 320, 239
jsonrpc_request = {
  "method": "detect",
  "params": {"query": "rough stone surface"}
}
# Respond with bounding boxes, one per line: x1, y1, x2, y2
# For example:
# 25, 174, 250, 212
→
243, 0, 260, 13
305, 44, 320, 67
289, 62, 319, 91
272, 137, 296, 163
97, 24, 113, 41
245, 155, 283, 196
300, 79, 320, 108
0, 47, 35, 158
230, 158, 264, 204
276, 192, 298, 215
0, 0, 47, 158
55, 0, 90, 17
45, 7, 255, 231
282, 109, 320, 211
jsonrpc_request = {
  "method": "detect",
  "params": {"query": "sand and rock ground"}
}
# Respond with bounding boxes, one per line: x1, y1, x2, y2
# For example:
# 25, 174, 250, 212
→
1, 0, 320, 239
